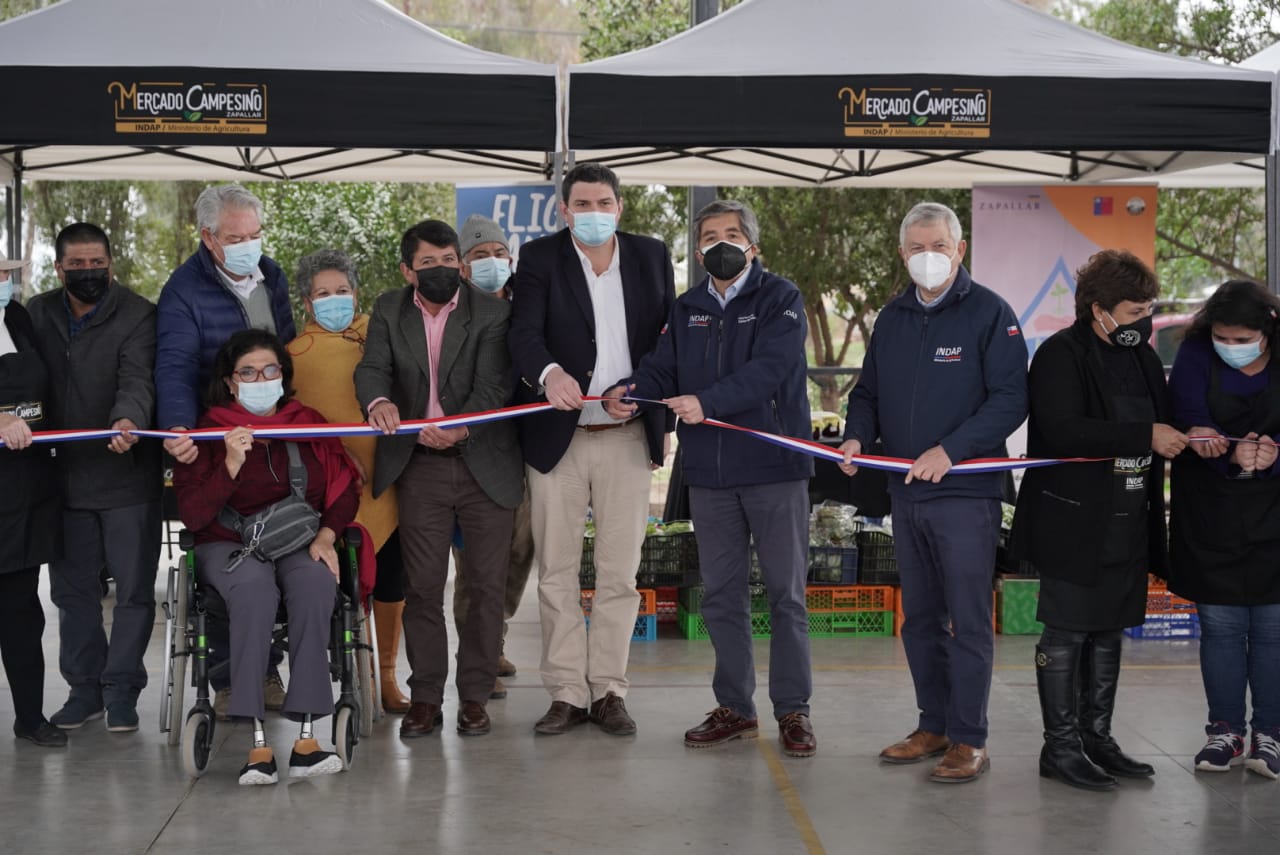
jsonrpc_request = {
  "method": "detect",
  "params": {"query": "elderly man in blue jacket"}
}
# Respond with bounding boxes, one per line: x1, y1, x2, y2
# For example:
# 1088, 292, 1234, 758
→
605, 199, 817, 758
839, 201, 1028, 783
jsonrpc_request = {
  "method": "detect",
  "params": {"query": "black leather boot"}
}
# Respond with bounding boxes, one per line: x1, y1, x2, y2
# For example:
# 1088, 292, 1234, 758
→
1036, 641, 1118, 791
1080, 631, 1154, 778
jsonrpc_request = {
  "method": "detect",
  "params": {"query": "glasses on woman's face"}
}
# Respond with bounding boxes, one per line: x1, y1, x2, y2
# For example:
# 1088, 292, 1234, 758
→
233, 363, 283, 383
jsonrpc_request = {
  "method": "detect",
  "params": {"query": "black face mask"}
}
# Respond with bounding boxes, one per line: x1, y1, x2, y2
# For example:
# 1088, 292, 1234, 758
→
1099, 311, 1152, 348
415, 266, 461, 305
701, 241, 749, 281
65, 267, 111, 305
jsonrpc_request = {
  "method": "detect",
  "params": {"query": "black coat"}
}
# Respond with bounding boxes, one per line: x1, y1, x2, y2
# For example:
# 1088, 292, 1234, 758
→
0, 302, 62, 573
1010, 321, 1169, 585
508, 229, 675, 473
27, 283, 163, 511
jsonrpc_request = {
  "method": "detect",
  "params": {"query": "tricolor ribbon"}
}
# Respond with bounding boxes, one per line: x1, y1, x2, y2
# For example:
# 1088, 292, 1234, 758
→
0, 396, 1142, 474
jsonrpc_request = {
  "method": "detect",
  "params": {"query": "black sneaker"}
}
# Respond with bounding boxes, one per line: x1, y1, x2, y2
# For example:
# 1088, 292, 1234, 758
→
106, 701, 139, 733
288, 739, 343, 779
14, 721, 68, 748
1194, 721, 1246, 772
50, 697, 105, 730
238, 749, 279, 786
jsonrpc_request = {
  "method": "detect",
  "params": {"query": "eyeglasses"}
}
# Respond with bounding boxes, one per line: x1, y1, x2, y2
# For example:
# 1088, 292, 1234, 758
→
233, 364, 282, 383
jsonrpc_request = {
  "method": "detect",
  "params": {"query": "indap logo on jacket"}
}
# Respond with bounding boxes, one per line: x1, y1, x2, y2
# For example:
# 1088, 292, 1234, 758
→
933, 346, 963, 364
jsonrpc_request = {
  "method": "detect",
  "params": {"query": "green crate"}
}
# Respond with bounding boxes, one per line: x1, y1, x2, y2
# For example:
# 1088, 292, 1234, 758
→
678, 584, 769, 614
830, 610, 894, 637
996, 577, 1044, 635
676, 605, 771, 639
807, 612, 834, 637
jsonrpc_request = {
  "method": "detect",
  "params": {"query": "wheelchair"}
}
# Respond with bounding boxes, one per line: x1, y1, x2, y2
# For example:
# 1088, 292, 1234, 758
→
159, 527, 377, 778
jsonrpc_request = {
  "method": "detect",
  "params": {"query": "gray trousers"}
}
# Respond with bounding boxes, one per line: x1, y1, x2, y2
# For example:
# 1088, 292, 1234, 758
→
689, 479, 812, 721
195, 541, 336, 721
50, 501, 161, 705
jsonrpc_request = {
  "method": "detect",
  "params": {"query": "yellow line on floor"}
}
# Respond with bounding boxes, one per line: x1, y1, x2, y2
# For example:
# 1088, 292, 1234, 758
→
629, 663, 1199, 673
757, 738, 826, 855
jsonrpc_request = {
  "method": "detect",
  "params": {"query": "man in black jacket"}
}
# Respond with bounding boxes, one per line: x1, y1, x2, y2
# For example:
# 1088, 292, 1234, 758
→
28, 223, 162, 734
839, 202, 1028, 783
508, 163, 674, 737
605, 199, 817, 757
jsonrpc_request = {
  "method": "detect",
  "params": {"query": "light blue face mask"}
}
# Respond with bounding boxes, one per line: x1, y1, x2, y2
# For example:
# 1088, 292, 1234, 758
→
312, 294, 355, 332
468, 257, 511, 293
570, 211, 617, 247
220, 237, 263, 277
1214, 338, 1264, 370
0, 278, 11, 310
236, 377, 283, 416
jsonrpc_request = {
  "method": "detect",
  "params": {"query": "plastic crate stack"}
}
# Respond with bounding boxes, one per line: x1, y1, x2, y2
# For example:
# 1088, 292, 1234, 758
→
580, 588, 658, 642
579, 522, 700, 590
676, 583, 895, 639
1123, 576, 1199, 639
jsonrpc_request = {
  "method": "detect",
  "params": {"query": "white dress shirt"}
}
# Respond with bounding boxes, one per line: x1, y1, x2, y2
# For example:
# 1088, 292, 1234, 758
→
572, 237, 632, 426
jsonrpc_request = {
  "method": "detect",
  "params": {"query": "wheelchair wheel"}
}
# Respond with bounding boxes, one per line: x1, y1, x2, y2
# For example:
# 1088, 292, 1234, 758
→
161, 563, 190, 746
182, 709, 215, 778
334, 705, 357, 771
354, 612, 376, 738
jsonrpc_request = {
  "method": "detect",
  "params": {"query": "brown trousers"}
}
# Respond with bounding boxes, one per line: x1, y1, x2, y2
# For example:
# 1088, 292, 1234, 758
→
397, 451, 513, 706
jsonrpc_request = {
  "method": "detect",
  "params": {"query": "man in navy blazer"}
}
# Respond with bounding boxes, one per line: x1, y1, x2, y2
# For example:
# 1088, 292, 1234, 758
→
508, 162, 674, 737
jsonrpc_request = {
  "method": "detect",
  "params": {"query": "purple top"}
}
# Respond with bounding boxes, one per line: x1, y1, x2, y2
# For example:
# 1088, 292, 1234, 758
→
1168, 335, 1278, 478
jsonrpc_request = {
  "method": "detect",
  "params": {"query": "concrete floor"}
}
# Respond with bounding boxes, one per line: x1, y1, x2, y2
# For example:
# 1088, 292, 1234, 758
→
2, 561, 1277, 855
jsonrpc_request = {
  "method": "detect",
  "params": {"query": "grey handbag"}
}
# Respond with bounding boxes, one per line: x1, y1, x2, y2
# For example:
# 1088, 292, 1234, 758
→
217, 442, 321, 571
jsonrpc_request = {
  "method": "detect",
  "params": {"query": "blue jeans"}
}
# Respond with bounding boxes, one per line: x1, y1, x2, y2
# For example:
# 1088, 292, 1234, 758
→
1197, 602, 1280, 735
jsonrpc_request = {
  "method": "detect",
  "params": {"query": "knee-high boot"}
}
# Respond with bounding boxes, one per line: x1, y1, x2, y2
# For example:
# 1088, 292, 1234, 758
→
1037, 641, 1117, 790
373, 600, 411, 714
1079, 631, 1154, 778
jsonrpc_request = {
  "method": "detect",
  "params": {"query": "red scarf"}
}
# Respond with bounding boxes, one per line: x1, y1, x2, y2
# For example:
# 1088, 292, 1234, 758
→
202, 399, 356, 512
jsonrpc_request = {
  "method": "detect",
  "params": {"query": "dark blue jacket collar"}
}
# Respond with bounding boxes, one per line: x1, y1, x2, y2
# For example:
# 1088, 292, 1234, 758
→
891, 265, 975, 314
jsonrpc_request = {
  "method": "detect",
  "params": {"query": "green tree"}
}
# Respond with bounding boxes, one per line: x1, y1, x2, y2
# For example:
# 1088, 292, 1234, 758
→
1063, 0, 1278, 294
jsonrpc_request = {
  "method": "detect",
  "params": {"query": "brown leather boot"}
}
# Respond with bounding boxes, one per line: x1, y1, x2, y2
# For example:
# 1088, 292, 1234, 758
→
373, 599, 411, 714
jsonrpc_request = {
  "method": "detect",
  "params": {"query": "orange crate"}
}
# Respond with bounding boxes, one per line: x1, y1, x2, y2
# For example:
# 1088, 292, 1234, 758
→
581, 588, 656, 617
807, 584, 894, 612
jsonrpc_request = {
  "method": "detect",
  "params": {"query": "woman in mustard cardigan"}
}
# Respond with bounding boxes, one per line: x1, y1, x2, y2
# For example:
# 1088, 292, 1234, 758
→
287, 250, 410, 714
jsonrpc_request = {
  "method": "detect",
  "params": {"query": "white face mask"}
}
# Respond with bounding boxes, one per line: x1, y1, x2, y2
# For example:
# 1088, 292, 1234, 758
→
907, 250, 955, 291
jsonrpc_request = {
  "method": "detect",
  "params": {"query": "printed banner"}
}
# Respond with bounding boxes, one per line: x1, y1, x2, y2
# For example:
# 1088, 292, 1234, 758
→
456, 184, 560, 264
971, 184, 1158, 358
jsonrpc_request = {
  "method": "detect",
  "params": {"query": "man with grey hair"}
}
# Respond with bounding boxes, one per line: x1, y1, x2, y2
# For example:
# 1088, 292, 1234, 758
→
156, 183, 294, 464
154, 183, 294, 717
603, 199, 817, 757
838, 201, 1028, 782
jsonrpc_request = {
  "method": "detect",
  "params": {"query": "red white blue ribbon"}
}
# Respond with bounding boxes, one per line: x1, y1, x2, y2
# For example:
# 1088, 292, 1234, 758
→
5, 396, 1098, 473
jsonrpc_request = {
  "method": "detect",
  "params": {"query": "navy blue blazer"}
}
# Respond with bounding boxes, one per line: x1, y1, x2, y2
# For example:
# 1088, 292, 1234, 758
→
508, 228, 675, 473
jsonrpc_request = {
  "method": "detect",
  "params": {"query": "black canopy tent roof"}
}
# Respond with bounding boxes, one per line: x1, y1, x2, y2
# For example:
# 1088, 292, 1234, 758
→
0, 0, 560, 184
565, 0, 1275, 188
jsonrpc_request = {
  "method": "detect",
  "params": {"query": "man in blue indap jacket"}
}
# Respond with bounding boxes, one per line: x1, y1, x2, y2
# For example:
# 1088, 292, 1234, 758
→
839, 202, 1028, 783
605, 199, 817, 758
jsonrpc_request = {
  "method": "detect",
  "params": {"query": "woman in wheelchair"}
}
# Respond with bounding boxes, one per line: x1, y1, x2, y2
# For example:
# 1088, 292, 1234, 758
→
173, 329, 360, 785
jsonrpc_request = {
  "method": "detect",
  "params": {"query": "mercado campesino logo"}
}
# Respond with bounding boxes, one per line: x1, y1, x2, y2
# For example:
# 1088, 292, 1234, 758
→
838, 85, 991, 139
107, 80, 268, 135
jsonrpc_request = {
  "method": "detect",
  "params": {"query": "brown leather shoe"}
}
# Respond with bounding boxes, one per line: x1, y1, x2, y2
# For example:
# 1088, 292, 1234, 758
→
457, 701, 491, 736
879, 729, 951, 765
399, 702, 443, 738
929, 743, 990, 783
497, 655, 517, 678
589, 692, 637, 736
778, 712, 816, 757
685, 707, 759, 748
533, 701, 589, 735
489, 677, 508, 700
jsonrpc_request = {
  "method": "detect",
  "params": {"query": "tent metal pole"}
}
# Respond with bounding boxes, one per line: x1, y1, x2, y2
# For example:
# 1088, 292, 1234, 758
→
687, 0, 720, 290
12, 151, 22, 290
1268, 153, 1278, 295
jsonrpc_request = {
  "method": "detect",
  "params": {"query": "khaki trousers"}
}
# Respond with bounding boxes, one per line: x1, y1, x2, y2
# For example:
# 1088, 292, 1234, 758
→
527, 420, 650, 708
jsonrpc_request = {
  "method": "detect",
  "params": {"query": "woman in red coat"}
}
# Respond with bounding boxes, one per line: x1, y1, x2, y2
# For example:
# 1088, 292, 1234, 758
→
174, 329, 359, 785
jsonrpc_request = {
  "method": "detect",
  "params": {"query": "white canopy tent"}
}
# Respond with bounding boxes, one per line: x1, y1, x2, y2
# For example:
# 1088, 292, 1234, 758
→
565, 0, 1275, 189
0, 0, 560, 185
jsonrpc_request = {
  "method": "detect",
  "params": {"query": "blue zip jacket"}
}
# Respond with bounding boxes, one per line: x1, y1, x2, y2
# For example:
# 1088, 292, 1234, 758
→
844, 266, 1028, 501
622, 260, 814, 489
154, 243, 294, 430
